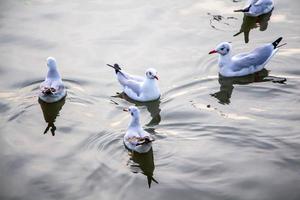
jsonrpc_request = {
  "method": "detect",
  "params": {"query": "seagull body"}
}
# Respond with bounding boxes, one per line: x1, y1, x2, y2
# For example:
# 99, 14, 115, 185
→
123, 106, 153, 153
108, 64, 160, 102
39, 57, 66, 103
234, 0, 274, 17
209, 37, 283, 77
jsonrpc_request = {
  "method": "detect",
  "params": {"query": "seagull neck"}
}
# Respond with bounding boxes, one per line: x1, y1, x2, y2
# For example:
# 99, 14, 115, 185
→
47, 67, 61, 80
144, 78, 158, 89
129, 115, 141, 129
218, 53, 232, 68
145, 78, 155, 84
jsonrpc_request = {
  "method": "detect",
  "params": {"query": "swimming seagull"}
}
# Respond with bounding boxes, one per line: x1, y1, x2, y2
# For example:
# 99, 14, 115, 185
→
208, 37, 284, 77
234, 0, 274, 17
39, 57, 67, 103
123, 106, 154, 153
107, 63, 160, 102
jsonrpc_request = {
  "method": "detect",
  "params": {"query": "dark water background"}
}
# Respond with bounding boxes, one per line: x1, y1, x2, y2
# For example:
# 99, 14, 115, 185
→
0, 0, 300, 200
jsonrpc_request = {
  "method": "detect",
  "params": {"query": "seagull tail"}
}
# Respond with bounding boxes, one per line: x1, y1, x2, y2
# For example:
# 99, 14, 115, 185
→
107, 63, 122, 74
272, 37, 283, 49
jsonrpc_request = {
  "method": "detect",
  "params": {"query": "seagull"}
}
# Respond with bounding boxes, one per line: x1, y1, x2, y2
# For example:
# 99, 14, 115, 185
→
123, 106, 154, 153
107, 63, 160, 102
234, 0, 274, 17
39, 57, 67, 103
208, 37, 284, 77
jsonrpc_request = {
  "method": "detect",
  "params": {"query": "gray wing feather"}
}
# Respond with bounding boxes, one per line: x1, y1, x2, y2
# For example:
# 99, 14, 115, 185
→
121, 71, 144, 82
51, 80, 65, 93
117, 73, 142, 95
232, 45, 272, 71
40, 79, 51, 90
254, 0, 272, 6
125, 80, 142, 96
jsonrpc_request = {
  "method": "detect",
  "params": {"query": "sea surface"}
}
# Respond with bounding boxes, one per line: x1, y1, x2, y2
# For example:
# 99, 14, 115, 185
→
0, 0, 300, 200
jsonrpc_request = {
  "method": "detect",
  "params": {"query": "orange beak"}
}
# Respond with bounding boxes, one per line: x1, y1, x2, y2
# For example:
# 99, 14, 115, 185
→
209, 50, 218, 54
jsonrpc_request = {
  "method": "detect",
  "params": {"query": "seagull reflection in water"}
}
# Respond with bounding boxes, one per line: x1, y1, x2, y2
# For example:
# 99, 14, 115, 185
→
211, 69, 286, 104
234, 10, 273, 43
38, 97, 66, 136
127, 148, 158, 188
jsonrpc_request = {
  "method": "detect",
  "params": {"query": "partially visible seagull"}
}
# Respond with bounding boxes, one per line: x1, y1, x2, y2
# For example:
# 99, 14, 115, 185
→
39, 57, 67, 103
208, 37, 284, 77
107, 63, 160, 102
123, 106, 154, 153
234, 0, 274, 17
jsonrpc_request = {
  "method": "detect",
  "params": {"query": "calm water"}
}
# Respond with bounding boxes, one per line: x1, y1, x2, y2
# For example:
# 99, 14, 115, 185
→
1, 0, 300, 200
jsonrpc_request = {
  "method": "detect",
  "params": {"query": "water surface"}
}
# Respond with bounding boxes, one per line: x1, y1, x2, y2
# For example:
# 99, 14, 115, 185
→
0, 0, 300, 200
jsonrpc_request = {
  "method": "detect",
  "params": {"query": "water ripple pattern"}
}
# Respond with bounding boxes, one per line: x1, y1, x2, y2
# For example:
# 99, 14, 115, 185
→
0, 0, 300, 200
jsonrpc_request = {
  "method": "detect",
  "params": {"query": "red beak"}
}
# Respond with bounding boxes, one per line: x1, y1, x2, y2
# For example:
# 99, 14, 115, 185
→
154, 76, 159, 80
123, 108, 129, 112
209, 50, 218, 54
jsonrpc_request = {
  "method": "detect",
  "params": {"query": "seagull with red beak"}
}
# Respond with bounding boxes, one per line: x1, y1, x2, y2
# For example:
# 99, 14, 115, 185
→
209, 37, 284, 77
107, 63, 160, 102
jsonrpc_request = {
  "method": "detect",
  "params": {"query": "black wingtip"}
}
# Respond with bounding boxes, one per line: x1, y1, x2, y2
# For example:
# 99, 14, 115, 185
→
272, 37, 283, 49
107, 63, 122, 74
234, 9, 244, 12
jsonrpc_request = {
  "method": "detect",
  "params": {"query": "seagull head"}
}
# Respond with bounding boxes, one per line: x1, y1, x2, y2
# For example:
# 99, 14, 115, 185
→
209, 42, 231, 56
47, 57, 57, 69
123, 106, 140, 119
145, 68, 159, 80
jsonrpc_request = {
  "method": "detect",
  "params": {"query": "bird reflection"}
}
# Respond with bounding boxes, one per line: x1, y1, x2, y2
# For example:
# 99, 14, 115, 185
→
234, 10, 273, 43
112, 92, 161, 126
211, 69, 286, 104
128, 148, 158, 188
38, 97, 66, 136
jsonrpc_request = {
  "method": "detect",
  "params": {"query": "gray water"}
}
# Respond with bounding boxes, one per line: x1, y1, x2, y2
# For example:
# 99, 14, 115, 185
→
0, 0, 300, 200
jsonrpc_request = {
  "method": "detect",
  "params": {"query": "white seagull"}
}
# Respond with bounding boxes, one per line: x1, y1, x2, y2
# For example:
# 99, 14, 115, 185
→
39, 57, 66, 103
123, 106, 154, 153
234, 0, 274, 17
208, 37, 284, 77
107, 63, 160, 102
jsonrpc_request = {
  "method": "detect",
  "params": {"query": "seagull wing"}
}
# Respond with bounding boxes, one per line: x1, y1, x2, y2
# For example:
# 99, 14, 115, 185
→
40, 79, 51, 92
107, 64, 145, 82
254, 0, 272, 6
122, 71, 145, 82
124, 80, 142, 96
117, 73, 142, 96
51, 80, 65, 94
250, 0, 273, 15
232, 44, 272, 71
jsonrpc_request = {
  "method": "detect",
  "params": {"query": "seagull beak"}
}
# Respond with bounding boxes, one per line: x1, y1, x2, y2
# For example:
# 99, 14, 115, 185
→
123, 108, 129, 112
154, 75, 159, 80
209, 50, 218, 54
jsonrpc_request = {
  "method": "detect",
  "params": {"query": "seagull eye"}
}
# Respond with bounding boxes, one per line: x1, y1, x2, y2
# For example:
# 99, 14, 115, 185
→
220, 48, 224, 51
